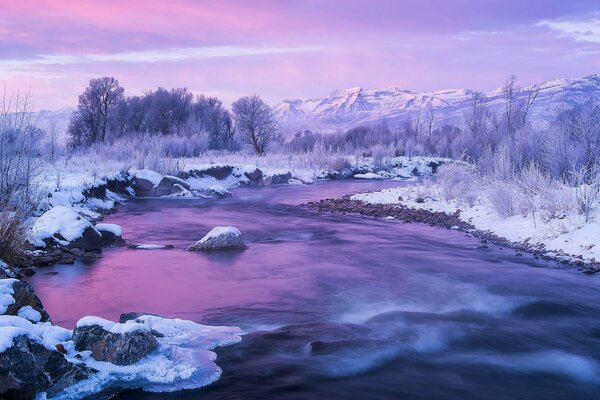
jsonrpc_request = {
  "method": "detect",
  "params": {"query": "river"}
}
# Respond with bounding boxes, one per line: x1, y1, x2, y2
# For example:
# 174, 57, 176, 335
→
27, 180, 600, 399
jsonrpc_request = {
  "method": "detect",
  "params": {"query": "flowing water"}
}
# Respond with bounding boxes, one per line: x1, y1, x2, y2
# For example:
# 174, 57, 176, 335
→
27, 180, 600, 399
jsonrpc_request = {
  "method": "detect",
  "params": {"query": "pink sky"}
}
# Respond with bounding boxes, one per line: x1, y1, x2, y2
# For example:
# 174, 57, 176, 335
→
1, 0, 599, 110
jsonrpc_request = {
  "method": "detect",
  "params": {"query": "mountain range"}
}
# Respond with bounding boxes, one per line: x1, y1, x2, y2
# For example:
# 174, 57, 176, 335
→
274, 74, 600, 133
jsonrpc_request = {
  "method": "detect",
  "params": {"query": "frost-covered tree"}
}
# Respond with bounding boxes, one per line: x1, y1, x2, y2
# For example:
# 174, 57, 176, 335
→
68, 77, 124, 145
232, 95, 278, 155
189, 96, 235, 150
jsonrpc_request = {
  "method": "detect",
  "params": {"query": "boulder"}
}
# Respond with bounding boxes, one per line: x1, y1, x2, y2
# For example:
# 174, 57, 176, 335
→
269, 172, 292, 185
31, 206, 102, 251
244, 168, 263, 184
4, 280, 51, 323
119, 312, 161, 324
0, 335, 94, 399
152, 176, 192, 197
131, 169, 163, 197
73, 317, 158, 365
200, 165, 234, 180
95, 223, 125, 247
189, 226, 246, 251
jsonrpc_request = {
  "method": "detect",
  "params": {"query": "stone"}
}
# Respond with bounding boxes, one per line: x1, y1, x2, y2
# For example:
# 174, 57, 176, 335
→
152, 176, 191, 197
72, 323, 158, 366
244, 168, 263, 184
189, 226, 246, 251
269, 172, 292, 185
0, 335, 93, 399
5, 280, 51, 323
95, 223, 125, 247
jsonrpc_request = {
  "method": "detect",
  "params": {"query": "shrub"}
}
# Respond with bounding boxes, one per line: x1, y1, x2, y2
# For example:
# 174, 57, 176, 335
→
435, 163, 479, 206
487, 182, 517, 218
0, 210, 27, 266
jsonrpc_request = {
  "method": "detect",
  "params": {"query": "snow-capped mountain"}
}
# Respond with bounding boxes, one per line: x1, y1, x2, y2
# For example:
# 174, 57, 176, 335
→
275, 74, 600, 133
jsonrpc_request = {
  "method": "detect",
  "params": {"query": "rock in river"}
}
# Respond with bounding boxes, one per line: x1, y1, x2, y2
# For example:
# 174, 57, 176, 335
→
30, 206, 103, 251
189, 226, 246, 251
95, 223, 125, 247
73, 316, 159, 365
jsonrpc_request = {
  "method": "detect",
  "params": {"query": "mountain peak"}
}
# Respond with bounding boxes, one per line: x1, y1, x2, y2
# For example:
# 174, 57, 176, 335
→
274, 74, 600, 132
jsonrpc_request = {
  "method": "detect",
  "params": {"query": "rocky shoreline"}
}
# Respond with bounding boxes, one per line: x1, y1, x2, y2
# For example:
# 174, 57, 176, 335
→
305, 196, 600, 274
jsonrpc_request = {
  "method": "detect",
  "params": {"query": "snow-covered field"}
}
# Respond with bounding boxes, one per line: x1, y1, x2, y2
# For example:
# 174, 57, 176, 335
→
353, 182, 600, 265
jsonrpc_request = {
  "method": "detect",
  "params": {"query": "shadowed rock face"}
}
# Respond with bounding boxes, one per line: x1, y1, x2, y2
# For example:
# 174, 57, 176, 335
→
66, 226, 103, 251
72, 324, 158, 365
152, 176, 191, 197
130, 176, 156, 197
5, 280, 51, 323
0, 335, 94, 399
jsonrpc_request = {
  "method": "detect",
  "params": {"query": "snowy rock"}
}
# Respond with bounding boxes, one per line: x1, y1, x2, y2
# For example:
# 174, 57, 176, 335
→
269, 172, 293, 185
189, 226, 246, 251
31, 206, 102, 251
244, 168, 263, 184
73, 316, 158, 365
2, 280, 51, 323
198, 165, 234, 180
153, 176, 192, 197
354, 172, 385, 179
131, 169, 163, 197
95, 223, 125, 247
0, 334, 94, 399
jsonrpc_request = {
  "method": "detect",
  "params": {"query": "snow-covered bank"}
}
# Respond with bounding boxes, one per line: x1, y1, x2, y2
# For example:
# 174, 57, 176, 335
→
0, 274, 243, 398
33, 155, 447, 213
16, 155, 448, 274
352, 182, 600, 270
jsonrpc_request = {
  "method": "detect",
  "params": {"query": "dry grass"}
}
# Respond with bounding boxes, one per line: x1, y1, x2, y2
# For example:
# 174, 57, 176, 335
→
0, 209, 27, 266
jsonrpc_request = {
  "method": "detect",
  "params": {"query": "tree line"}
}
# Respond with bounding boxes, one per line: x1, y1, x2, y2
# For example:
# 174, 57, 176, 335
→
68, 77, 278, 155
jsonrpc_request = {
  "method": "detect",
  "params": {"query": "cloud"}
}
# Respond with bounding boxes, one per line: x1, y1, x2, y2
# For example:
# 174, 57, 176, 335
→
538, 15, 600, 43
0, 45, 322, 70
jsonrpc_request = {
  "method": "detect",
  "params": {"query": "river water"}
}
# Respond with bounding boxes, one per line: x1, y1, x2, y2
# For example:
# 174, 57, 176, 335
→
27, 180, 600, 399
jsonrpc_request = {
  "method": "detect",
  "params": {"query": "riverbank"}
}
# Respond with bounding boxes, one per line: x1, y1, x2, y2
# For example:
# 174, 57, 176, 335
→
307, 192, 600, 274
13, 156, 448, 276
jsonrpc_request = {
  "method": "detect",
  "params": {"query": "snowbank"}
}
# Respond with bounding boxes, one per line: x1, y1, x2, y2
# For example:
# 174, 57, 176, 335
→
353, 184, 600, 266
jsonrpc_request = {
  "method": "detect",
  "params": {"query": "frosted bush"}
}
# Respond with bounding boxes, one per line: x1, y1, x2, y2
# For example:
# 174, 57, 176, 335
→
434, 163, 479, 206
328, 156, 352, 172
487, 182, 517, 218
539, 185, 572, 222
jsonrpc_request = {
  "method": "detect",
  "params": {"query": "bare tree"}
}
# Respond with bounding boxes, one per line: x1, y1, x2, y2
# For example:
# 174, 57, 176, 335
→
522, 85, 540, 124
232, 95, 278, 155
69, 77, 124, 145
502, 75, 519, 136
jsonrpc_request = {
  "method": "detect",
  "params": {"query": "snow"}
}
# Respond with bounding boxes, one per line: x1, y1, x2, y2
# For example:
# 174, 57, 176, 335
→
197, 227, 242, 245
130, 244, 171, 250
354, 172, 385, 179
132, 169, 163, 186
275, 74, 600, 133
76, 316, 150, 334
55, 315, 243, 399
95, 223, 123, 237
30, 206, 97, 246
18, 306, 42, 323
0, 314, 71, 353
0, 278, 17, 314
0, 326, 31, 352
353, 183, 600, 264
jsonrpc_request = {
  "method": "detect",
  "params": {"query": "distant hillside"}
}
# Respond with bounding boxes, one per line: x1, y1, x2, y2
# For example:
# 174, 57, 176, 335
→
275, 74, 600, 133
